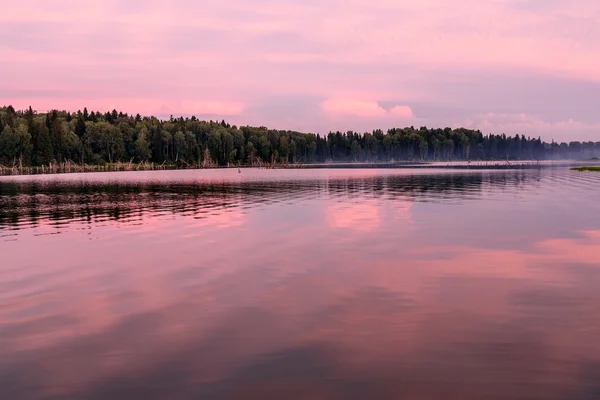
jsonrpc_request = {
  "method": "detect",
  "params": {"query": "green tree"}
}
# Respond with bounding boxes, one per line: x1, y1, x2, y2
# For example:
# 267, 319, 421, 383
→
134, 126, 152, 162
419, 138, 428, 161
1, 105, 595, 168
278, 136, 289, 161
160, 130, 172, 161
246, 141, 257, 164
184, 132, 200, 163
258, 135, 270, 162
82, 121, 123, 163
0, 124, 33, 164
289, 139, 297, 163
75, 117, 86, 137
104, 124, 125, 163
173, 131, 187, 162
62, 131, 84, 162
32, 117, 54, 165
443, 138, 455, 160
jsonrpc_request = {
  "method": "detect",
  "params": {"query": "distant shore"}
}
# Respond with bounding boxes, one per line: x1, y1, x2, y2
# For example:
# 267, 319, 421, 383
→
571, 166, 600, 172
292, 160, 600, 170
2, 159, 600, 176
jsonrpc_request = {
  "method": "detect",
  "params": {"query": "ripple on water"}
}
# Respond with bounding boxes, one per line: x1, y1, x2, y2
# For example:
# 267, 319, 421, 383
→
1, 168, 600, 399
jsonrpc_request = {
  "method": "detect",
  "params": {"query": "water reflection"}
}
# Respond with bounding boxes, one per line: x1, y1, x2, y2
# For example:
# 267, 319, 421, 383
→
1, 168, 600, 399
0, 169, 545, 233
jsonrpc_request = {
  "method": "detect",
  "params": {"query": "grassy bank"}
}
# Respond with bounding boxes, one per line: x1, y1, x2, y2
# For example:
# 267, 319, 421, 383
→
2, 160, 599, 176
0, 161, 181, 175
571, 166, 600, 172
0, 159, 281, 176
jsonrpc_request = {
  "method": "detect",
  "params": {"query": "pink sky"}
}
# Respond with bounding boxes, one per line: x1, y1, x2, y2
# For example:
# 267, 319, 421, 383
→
1, 0, 600, 141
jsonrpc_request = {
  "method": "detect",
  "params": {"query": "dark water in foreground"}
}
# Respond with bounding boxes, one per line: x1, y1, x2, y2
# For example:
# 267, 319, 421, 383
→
1, 168, 600, 399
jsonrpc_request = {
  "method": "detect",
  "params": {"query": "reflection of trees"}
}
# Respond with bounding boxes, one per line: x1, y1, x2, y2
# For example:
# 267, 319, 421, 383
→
0, 172, 539, 229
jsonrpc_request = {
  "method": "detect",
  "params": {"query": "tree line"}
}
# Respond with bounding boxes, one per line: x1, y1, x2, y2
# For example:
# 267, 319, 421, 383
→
0, 105, 598, 167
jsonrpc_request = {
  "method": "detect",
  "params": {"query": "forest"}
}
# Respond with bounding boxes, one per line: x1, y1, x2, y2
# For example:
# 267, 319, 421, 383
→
1, 105, 599, 167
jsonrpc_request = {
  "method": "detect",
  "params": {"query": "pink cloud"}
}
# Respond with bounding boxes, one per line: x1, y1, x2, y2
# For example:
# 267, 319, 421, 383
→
325, 200, 415, 232
326, 203, 381, 232
388, 105, 414, 118
321, 99, 414, 119
1, 0, 599, 139
462, 113, 600, 141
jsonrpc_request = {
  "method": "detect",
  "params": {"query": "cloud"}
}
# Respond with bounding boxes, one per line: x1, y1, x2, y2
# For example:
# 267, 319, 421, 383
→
326, 203, 381, 231
321, 100, 414, 119
3, 227, 600, 398
0, 0, 599, 138
463, 113, 600, 141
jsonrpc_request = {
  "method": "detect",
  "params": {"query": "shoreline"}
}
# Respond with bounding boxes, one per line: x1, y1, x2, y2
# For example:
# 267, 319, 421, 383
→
2, 160, 600, 176
571, 166, 600, 172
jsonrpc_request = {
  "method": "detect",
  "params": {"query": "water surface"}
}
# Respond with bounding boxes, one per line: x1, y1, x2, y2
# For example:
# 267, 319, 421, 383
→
1, 168, 600, 399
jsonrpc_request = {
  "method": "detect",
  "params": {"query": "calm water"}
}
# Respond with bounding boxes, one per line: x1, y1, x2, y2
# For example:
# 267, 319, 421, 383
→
1, 168, 600, 399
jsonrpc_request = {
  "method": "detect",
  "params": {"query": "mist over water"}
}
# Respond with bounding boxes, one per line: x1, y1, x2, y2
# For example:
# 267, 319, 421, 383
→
1, 168, 600, 399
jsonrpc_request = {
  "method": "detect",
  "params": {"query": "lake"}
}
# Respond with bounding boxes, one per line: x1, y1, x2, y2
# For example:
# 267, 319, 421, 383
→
1, 168, 600, 399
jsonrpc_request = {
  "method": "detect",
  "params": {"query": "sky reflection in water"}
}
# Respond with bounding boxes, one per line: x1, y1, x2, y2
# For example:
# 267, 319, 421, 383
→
1, 168, 600, 399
